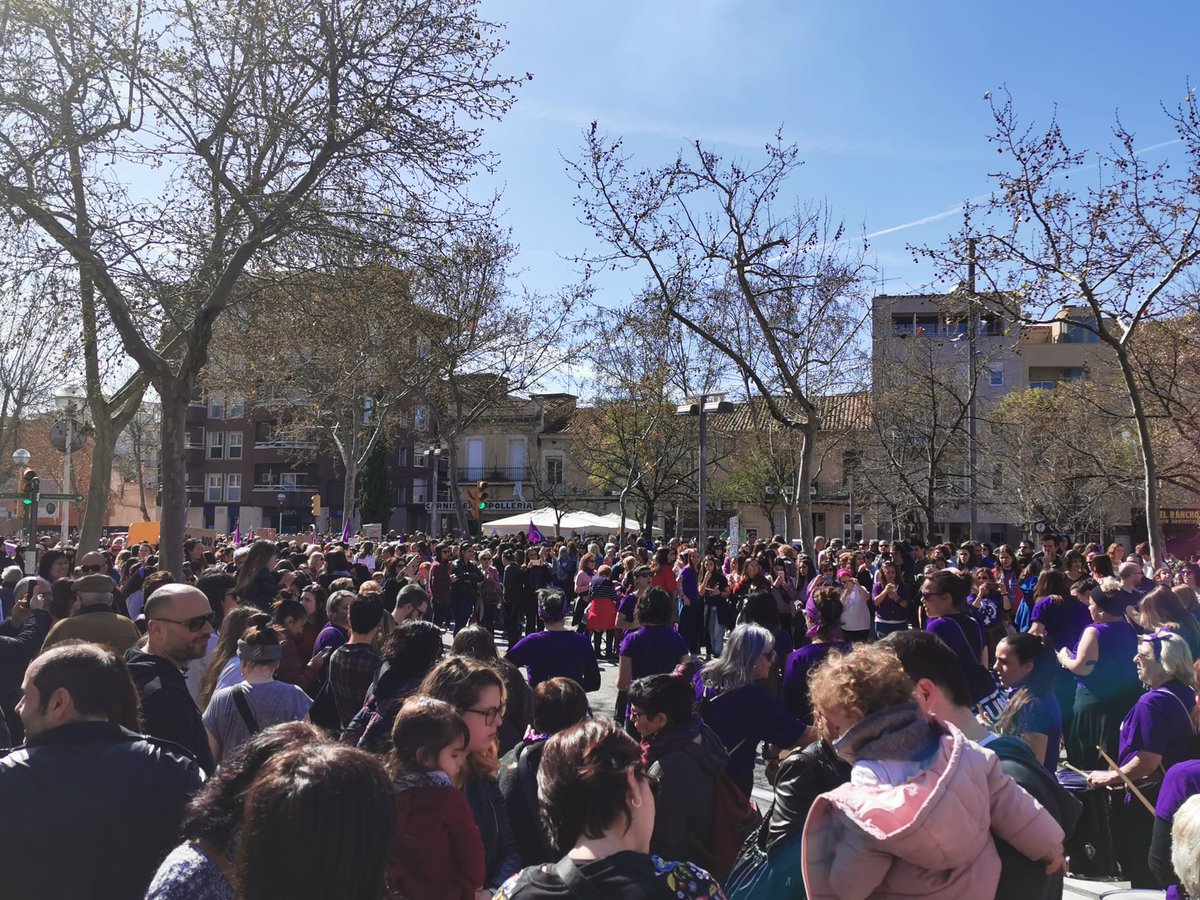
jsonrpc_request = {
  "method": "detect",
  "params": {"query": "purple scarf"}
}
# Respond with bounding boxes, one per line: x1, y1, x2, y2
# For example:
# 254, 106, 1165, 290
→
642, 713, 704, 766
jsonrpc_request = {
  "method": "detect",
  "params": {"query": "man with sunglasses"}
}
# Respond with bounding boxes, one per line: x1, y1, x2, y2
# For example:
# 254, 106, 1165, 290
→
124, 584, 216, 773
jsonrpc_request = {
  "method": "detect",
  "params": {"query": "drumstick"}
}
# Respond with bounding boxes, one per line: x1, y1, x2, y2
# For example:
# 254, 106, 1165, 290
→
1096, 746, 1157, 815
1061, 762, 1090, 779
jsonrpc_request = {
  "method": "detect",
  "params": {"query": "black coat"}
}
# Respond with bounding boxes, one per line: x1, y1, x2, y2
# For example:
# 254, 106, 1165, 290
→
766, 738, 851, 849
466, 773, 522, 889
0, 609, 52, 746
498, 738, 553, 866
646, 724, 728, 871
124, 647, 215, 774
0, 721, 202, 899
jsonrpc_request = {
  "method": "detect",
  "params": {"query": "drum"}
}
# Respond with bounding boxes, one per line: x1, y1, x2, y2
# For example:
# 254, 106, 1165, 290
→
1096, 891, 1168, 899
1058, 771, 1120, 879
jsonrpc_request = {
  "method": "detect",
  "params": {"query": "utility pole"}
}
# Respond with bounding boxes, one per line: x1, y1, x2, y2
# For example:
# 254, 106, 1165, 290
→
967, 238, 979, 541
676, 394, 733, 548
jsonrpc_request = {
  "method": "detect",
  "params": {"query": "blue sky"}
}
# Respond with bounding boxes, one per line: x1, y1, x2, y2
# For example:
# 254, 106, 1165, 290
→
475, 0, 1197, 305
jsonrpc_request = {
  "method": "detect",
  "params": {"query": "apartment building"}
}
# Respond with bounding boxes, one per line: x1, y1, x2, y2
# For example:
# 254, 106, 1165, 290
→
871, 293, 1128, 544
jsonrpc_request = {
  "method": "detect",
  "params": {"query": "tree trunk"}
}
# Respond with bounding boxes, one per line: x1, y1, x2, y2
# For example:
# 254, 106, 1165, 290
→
79, 415, 118, 552
447, 442, 468, 536
341, 458, 358, 537
1115, 348, 1166, 568
795, 422, 816, 554
619, 490, 628, 548
158, 392, 188, 578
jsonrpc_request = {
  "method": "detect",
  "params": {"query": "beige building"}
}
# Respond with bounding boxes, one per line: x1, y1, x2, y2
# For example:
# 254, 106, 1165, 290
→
872, 293, 1129, 544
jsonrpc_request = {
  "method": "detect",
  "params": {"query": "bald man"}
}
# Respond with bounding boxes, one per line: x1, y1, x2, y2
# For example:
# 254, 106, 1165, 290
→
124, 584, 216, 773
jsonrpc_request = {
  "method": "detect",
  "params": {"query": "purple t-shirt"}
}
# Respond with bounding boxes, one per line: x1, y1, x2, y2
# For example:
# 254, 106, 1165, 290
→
1030, 596, 1093, 652
506, 629, 596, 688
782, 642, 850, 718
313, 622, 348, 656
870, 582, 913, 623
619, 626, 689, 681
1156, 759, 1200, 900
1118, 679, 1197, 771
617, 591, 637, 624
926, 614, 983, 672
696, 682, 807, 796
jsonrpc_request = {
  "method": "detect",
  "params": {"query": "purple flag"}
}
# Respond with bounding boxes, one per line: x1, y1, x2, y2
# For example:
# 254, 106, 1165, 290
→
232, 520, 242, 546
528, 521, 544, 544
341, 514, 352, 544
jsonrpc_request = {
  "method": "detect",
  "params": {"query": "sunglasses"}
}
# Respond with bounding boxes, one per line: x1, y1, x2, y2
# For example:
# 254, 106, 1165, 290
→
152, 612, 216, 632
463, 703, 506, 726
79, 564, 105, 573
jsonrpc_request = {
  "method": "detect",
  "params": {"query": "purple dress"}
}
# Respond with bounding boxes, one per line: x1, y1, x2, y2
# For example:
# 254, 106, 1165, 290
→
1030, 596, 1093, 652
782, 642, 850, 718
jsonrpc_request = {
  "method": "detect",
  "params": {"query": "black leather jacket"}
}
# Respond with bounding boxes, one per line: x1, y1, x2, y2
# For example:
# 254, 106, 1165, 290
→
767, 738, 851, 849
466, 773, 522, 889
0, 721, 202, 899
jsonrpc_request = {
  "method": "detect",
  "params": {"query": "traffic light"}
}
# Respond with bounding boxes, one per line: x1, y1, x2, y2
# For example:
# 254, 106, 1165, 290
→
311, 494, 321, 518
20, 468, 38, 506
466, 483, 481, 519
477, 480, 489, 511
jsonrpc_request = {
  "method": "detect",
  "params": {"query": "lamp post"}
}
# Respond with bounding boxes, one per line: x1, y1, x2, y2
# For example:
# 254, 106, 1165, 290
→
426, 445, 444, 536
12, 448, 30, 544
676, 394, 734, 547
276, 491, 286, 534
54, 383, 87, 545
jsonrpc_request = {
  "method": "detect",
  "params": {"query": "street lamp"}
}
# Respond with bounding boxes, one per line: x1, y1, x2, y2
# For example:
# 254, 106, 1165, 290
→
676, 395, 734, 547
276, 491, 286, 534
425, 445, 444, 536
54, 383, 87, 545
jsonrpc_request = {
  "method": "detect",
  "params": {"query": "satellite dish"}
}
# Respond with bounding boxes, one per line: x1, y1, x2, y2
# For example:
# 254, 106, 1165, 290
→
50, 419, 87, 453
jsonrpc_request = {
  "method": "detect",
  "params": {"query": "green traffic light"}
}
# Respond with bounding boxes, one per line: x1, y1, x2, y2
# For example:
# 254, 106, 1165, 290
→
479, 501, 487, 510
21, 498, 31, 506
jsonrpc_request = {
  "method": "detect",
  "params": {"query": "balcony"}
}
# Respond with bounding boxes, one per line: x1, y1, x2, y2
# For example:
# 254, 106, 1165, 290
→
251, 483, 320, 493
252, 439, 319, 450
456, 466, 532, 483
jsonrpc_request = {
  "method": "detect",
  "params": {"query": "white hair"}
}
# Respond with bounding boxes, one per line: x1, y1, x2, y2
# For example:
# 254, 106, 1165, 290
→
233, 546, 251, 563
1173, 795, 1200, 897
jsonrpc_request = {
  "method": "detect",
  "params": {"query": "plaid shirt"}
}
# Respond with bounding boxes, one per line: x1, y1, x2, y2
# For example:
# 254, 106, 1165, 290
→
328, 642, 381, 729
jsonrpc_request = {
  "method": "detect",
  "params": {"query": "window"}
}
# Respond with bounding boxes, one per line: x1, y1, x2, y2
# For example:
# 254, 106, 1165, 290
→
226, 473, 242, 503
206, 473, 223, 503
397, 446, 409, 467
413, 477, 428, 503
992, 463, 1003, 492
1029, 380, 1056, 391
208, 395, 225, 419
413, 407, 428, 431
227, 431, 243, 460
227, 396, 245, 418
396, 485, 409, 504
989, 367, 1004, 387
208, 430, 224, 460
546, 457, 564, 485
414, 449, 427, 467
841, 449, 862, 488
281, 472, 300, 490
843, 512, 864, 543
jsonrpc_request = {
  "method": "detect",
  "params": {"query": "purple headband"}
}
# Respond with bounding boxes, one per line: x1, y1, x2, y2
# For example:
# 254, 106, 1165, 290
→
805, 596, 843, 640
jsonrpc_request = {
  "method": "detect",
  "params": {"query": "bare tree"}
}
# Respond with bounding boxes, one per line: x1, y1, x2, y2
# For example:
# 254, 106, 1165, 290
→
925, 90, 1200, 566
570, 127, 870, 553
116, 403, 162, 523
0, 0, 522, 573
411, 229, 578, 535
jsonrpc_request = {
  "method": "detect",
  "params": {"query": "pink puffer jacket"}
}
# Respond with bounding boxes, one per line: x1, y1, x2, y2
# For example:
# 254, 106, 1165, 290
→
801, 724, 1064, 900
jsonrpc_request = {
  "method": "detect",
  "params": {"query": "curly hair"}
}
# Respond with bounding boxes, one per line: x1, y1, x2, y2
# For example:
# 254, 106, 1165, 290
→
808, 644, 914, 720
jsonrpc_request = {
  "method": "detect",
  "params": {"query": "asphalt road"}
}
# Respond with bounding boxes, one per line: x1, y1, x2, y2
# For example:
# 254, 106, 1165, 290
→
479, 629, 1129, 898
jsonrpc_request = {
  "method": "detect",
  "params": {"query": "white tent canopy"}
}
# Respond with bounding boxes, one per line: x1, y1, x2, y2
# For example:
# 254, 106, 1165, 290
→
484, 507, 662, 537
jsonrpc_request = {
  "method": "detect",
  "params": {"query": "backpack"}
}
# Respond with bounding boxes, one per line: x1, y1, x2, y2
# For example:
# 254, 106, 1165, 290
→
708, 764, 762, 883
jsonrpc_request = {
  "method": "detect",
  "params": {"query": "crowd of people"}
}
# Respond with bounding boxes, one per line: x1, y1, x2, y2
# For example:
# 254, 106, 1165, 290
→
2, 526, 1200, 898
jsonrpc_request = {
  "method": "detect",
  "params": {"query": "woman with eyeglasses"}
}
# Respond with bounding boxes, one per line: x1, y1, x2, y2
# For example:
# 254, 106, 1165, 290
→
1087, 630, 1197, 888
696, 624, 809, 796
493, 718, 723, 900
419, 656, 520, 895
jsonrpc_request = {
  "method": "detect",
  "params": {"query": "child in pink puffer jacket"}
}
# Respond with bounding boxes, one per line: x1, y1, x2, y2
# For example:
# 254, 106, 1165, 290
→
802, 645, 1065, 900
